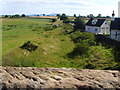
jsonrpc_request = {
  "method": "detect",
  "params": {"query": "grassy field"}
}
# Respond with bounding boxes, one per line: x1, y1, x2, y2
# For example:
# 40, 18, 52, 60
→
2, 18, 119, 70
2, 18, 77, 67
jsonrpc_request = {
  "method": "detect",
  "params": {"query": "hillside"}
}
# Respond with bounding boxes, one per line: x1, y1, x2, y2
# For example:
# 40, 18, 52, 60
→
2, 18, 75, 67
2, 18, 120, 70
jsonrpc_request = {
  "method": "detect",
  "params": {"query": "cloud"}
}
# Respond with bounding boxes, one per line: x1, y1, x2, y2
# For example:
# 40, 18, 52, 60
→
1, 0, 94, 5
0, 0, 119, 16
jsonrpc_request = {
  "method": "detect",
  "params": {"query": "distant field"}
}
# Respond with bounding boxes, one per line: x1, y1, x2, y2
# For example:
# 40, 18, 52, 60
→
29, 16, 76, 19
29, 16, 57, 19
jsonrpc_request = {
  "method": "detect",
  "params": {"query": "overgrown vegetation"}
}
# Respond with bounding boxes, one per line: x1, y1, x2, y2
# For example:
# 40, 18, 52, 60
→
2, 18, 120, 70
51, 19, 57, 22
74, 17, 85, 31
60, 13, 68, 20
68, 31, 118, 70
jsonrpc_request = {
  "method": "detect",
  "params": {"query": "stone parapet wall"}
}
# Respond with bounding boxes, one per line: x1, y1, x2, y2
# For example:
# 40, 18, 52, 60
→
0, 67, 120, 89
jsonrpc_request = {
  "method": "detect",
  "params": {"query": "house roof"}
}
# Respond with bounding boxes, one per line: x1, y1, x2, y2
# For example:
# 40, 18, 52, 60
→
86, 18, 106, 27
110, 18, 120, 30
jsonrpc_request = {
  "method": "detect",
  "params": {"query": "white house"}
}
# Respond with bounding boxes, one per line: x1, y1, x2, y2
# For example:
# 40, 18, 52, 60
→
110, 18, 120, 42
85, 18, 110, 34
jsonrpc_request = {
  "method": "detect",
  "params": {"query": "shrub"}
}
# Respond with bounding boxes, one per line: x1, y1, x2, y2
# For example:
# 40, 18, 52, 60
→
113, 46, 120, 62
51, 19, 57, 22
84, 45, 117, 70
74, 17, 85, 30
70, 31, 96, 46
67, 43, 90, 58
60, 13, 68, 20
63, 19, 71, 23
20, 41, 38, 52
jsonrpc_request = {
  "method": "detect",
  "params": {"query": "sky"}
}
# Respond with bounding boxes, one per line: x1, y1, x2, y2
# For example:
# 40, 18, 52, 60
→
0, 0, 119, 17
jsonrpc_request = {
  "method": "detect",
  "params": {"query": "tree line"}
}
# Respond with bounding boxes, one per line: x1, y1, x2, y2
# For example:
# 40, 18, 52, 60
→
2, 14, 26, 18
2, 13, 111, 18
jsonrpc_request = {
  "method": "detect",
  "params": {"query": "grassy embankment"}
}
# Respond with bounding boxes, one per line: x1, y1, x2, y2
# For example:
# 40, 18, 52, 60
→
2, 18, 119, 70
2, 18, 76, 67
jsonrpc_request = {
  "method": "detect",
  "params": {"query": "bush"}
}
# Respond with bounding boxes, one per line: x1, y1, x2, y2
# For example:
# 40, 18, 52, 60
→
51, 19, 57, 22
63, 19, 71, 23
60, 13, 68, 20
84, 45, 117, 70
20, 41, 38, 52
74, 17, 85, 30
62, 24, 74, 33
72, 43, 89, 56
70, 31, 96, 46
113, 46, 120, 62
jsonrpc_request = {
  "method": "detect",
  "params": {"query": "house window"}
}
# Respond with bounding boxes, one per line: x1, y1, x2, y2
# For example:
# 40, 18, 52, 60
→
92, 19, 98, 25
95, 28, 98, 31
115, 31, 117, 39
88, 28, 90, 30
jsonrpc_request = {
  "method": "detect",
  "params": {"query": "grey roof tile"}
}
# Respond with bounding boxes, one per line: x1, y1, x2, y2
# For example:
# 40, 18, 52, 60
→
86, 18, 106, 27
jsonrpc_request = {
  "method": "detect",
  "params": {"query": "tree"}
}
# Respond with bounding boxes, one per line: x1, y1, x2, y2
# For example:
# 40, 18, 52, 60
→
87, 15, 90, 18
4, 15, 9, 18
60, 13, 68, 20
21, 14, 26, 17
74, 17, 85, 30
106, 16, 111, 18
43, 14, 45, 16
74, 14, 76, 17
56, 14, 60, 19
56, 14, 60, 17
97, 14, 102, 18
9, 14, 20, 18
89, 14, 94, 18
14, 14, 20, 18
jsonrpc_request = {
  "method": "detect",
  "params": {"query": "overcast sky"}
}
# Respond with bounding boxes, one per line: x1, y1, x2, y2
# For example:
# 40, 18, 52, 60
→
0, 0, 119, 17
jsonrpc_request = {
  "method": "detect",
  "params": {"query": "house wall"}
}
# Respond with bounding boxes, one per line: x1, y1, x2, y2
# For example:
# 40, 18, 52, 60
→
85, 20, 110, 34
100, 21, 110, 34
110, 30, 120, 42
85, 26, 100, 34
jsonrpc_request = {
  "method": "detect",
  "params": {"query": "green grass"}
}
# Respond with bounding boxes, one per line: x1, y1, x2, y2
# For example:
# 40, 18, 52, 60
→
2, 18, 76, 68
2, 18, 119, 70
